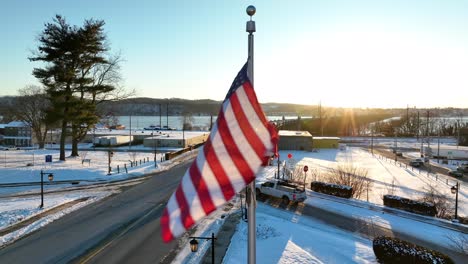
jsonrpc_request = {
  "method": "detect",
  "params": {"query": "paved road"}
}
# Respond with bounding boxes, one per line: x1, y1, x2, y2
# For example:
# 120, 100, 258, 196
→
0, 159, 192, 264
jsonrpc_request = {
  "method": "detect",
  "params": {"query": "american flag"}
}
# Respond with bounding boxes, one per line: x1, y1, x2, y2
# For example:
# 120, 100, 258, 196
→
161, 62, 278, 242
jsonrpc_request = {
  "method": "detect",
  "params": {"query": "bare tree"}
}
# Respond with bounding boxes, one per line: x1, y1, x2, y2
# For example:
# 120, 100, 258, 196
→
325, 163, 372, 199
287, 165, 308, 186
419, 184, 453, 219
70, 53, 135, 157
13, 85, 51, 148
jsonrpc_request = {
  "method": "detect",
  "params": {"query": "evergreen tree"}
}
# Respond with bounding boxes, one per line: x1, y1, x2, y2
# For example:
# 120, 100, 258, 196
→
30, 15, 117, 160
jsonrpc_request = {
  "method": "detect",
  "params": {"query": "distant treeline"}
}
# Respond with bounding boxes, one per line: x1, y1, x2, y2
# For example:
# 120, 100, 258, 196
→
280, 113, 394, 137
93, 97, 393, 117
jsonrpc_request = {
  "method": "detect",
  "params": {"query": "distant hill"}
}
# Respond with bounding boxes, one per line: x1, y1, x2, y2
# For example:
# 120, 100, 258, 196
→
97, 97, 328, 117
1, 95, 467, 120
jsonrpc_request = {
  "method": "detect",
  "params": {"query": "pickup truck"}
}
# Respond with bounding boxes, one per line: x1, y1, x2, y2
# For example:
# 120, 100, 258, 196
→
256, 179, 307, 204
409, 158, 424, 167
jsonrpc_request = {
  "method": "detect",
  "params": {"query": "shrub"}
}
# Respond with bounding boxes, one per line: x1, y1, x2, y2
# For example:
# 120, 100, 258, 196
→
383, 195, 437, 217
373, 236, 454, 264
310, 181, 352, 198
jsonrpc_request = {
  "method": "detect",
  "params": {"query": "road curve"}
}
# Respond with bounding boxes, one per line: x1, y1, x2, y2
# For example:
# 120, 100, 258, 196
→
0, 159, 192, 264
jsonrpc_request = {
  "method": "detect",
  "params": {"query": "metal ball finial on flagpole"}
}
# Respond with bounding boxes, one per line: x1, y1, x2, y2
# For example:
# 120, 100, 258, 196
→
246, 5, 256, 17
246, 5, 256, 264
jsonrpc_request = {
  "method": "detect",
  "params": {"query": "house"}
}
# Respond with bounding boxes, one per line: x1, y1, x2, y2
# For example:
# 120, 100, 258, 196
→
278, 130, 313, 151
2, 121, 32, 147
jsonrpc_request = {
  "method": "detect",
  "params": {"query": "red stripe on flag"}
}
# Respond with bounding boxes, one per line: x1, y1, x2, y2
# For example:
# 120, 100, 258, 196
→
175, 185, 194, 230
188, 161, 216, 214
229, 91, 266, 159
217, 110, 254, 184
203, 138, 236, 200
161, 208, 174, 242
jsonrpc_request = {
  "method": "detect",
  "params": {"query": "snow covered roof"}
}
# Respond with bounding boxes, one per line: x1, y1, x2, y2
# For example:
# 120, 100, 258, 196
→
313, 137, 340, 140
278, 130, 312, 137
0, 124, 6, 129
6, 121, 29, 127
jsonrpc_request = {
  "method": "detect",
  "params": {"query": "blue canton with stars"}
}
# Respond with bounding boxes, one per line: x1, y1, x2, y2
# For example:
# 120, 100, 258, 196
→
224, 62, 251, 102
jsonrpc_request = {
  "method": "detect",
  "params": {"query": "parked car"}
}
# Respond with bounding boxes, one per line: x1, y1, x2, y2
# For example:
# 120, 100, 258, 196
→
409, 158, 424, 167
448, 170, 464, 178
256, 179, 307, 204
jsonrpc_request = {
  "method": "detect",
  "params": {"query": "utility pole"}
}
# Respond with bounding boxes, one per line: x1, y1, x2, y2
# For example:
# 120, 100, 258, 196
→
129, 113, 132, 150
417, 111, 420, 140
166, 102, 169, 129
427, 110, 430, 152
159, 103, 162, 128
406, 104, 409, 135
319, 101, 323, 136
210, 114, 213, 131
418, 111, 422, 156
437, 131, 440, 163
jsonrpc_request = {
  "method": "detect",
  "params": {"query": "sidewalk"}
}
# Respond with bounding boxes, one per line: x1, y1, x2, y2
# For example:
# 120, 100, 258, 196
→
201, 212, 242, 264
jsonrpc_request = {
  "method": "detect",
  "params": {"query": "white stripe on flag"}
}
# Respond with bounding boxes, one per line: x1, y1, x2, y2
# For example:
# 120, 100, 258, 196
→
235, 87, 273, 151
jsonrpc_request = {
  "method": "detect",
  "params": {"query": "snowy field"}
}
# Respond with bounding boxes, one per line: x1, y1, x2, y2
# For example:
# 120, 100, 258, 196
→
268, 147, 467, 217
0, 148, 166, 186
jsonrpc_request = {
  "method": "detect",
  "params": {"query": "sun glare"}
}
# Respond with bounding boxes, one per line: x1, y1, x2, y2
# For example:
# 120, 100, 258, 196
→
258, 28, 468, 108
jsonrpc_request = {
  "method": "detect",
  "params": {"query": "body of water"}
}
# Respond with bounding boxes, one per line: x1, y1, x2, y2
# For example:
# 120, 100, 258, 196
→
115, 115, 309, 130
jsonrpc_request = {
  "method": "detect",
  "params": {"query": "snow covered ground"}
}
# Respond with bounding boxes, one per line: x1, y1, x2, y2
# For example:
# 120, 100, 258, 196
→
0, 148, 162, 183
223, 204, 376, 264
179, 190, 467, 264
0, 147, 198, 246
270, 147, 467, 217
0, 190, 115, 247
0, 140, 466, 262
175, 144, 467, 263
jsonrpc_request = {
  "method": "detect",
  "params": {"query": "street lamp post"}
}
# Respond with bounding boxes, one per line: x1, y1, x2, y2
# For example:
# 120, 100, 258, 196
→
451, 182, 460, 220
40, 170, 54, 208
189, 233, 216, 264
107, 150, 113, 175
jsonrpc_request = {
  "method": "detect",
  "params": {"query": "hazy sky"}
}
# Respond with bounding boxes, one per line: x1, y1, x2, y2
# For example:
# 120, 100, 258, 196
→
2, 0, 467, 108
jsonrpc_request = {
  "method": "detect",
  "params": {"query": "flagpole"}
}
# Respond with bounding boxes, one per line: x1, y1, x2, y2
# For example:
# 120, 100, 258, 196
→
246, 5, 256, 264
